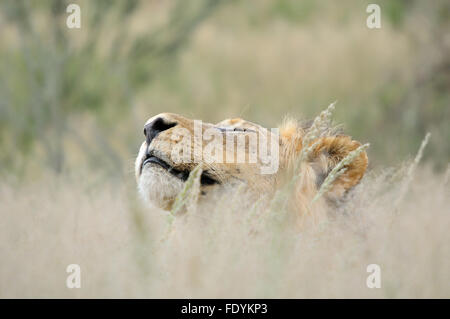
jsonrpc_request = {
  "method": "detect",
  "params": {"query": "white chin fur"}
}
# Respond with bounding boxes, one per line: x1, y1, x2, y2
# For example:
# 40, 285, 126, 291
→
138, 165, 184, 209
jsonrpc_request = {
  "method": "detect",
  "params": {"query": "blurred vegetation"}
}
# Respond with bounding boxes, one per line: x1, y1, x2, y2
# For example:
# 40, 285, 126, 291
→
0, 0, 224, 178
0, 0, 448, 181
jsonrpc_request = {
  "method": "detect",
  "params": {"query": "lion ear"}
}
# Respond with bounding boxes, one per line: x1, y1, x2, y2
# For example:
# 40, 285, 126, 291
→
309, 135, 368, 199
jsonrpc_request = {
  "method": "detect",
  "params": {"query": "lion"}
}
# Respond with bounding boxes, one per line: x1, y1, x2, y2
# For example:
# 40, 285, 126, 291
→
135, 113, 368, 225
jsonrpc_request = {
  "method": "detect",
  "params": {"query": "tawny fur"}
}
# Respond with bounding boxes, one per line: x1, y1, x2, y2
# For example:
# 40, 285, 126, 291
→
136, 113, 368, 225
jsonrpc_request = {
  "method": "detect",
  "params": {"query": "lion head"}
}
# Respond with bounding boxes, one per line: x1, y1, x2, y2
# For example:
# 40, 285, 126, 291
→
135, 113, 368, 218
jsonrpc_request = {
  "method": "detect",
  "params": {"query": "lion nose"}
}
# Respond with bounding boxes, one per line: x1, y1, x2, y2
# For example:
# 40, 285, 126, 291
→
143, 117, 177, 145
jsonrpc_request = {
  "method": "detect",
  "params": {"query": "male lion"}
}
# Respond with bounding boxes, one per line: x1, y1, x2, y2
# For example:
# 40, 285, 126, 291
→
135, 113, 368, 223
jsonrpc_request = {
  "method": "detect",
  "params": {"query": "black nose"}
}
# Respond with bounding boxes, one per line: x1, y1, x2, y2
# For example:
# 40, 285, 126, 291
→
143, 117, 177, 145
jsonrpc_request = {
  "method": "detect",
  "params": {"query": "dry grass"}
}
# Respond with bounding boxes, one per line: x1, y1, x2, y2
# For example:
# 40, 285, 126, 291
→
1, 162, 449, 298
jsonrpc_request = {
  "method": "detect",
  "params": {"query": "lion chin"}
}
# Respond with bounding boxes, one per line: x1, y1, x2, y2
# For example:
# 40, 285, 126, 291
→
135, 112, 368, 218
137, 163, 185, 210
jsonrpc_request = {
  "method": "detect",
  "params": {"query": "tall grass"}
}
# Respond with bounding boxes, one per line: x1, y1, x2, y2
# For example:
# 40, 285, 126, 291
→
1, 161, 448, 298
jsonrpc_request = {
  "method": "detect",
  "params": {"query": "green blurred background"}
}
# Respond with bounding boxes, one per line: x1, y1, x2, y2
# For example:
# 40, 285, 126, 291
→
0, 0, 448, 182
